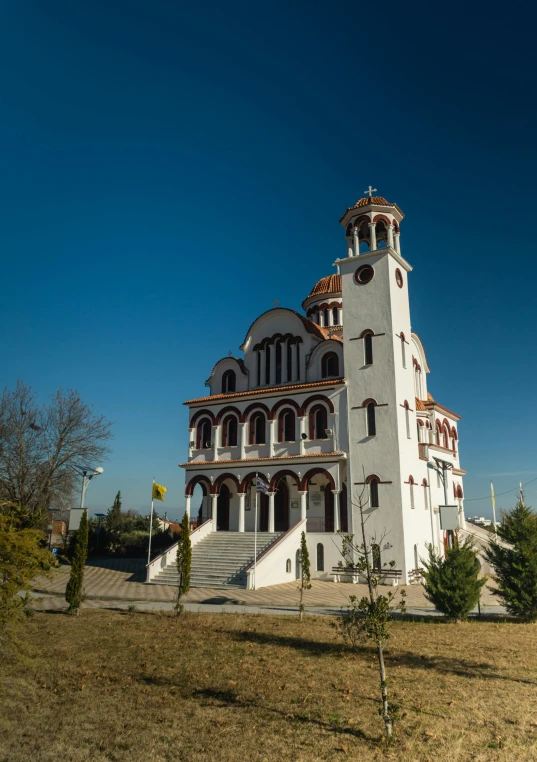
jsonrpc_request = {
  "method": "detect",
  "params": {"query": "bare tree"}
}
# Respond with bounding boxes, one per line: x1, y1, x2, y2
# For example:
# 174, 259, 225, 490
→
0, 381, 113, 527
333, 477, 406, 740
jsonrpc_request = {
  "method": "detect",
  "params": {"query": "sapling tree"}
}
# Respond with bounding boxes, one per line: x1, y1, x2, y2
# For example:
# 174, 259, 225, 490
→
174, 511, 191, 616
65, 509, 89, 615
298, 531, 311, 621
333, 479, 406, 740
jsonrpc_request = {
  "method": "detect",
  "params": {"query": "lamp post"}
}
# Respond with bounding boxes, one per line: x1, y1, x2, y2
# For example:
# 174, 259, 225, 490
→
69, 464, 104, 529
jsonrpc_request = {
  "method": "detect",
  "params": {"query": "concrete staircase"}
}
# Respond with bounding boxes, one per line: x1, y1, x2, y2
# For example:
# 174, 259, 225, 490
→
150, 531, 281, 588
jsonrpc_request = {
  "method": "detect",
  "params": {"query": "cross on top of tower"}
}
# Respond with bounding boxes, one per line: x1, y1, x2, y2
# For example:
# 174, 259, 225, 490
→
364, 185, 377, 198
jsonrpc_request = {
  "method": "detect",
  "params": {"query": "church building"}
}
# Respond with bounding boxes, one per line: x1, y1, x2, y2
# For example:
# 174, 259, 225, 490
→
147, 190, 466, 589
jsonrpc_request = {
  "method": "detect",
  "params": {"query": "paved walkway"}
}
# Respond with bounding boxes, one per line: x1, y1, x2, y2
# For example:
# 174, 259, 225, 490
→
32, 558, 502, 614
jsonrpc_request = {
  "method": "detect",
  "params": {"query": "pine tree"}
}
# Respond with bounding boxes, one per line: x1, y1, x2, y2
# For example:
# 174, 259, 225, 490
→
484, 502, 537, 621
298, 531, 311, 621
65, 509, 89, 614
106, 491, 122, 533
174, 511, 192, 616
421, 538, 486, 620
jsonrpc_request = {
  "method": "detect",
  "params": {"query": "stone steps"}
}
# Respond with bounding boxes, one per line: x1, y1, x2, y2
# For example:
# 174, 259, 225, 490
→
150, 531, 281, 588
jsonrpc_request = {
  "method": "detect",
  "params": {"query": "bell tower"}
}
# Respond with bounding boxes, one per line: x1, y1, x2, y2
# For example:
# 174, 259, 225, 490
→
337, 188, 417, 581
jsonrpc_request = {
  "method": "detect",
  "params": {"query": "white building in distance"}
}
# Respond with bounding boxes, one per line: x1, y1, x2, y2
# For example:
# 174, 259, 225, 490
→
148, 190, 466, 589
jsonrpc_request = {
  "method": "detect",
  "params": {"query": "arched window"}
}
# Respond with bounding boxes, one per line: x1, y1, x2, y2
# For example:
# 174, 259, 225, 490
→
368, 476, 379, 508
196, 418, 212, 449
265, 345, 271, 385
275, 341, 282, 384
409, 476, 415, 509
416, 420, 423, 442
332, 306, 338, 325
435, 421, 442, 445
317, 543, 324, 572
222, 415, 238, 447
324, 308, 329, 326
364, 331, 373, 365
400, 333, 406, 368
257, 350, 261, 386
286, 558, 291, 573
278, 409, 296, 442
221, 370, 236, 394
376, 221, 387, 248
287, 342, 293, 381
422, 479, 429, 510
452, 428, 458, 453
321, 351, 339, 378
249, 412, 266, 445
442, 424, 449, 449
372, 543, 381, 572
366, 401, 376, 437
309, 404, 328, 439
404, 401, 411, 439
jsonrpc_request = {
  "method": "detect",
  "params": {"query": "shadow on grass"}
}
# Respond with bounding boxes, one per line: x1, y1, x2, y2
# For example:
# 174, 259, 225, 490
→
191, 687, 378, 743
230, 630, 537, 686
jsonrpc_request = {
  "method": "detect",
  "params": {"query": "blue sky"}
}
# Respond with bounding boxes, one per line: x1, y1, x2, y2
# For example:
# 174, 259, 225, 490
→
1, 1, 536, 520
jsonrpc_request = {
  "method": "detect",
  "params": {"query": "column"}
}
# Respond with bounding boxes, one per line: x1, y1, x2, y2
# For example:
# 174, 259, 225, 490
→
368, 221, 377, 252
269, 344, 276, 387
347, 234, 354, 258
299, 491, 307, 522
268, 418, 276, 455
319, 310, 324, 327
184, 494, 191, 521
259, 348, 266, 386
328, 413, 336, 448
299, 415, 307, 454
211, 493, 218, 532
188, 428, 195, 453
238, 492, 246, 532
212, 424, 220, 461
291, 343, 298, 382
353, 226, 359, 256
327, 308, 333, 327
281, 339, 288, 384
239, 421, 248, 459
268, 492, 275, 532
394, 231, 401, 254
387, 222, 394, 248
338, 306, 343, 326
332, 491, 340, 533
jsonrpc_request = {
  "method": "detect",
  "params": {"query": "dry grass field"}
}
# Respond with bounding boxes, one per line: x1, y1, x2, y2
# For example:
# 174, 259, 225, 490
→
1, 610, 537, 762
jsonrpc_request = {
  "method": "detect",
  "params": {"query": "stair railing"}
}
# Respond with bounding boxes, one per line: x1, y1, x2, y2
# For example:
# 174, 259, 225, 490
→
146, 518, 213, 583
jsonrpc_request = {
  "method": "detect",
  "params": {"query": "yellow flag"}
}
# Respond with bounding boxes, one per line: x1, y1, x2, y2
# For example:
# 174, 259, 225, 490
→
490, 482, 496, 510
152, 483, 167, 502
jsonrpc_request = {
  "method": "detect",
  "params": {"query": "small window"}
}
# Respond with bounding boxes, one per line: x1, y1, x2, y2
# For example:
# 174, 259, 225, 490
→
409, 477, 415, 509
222, 370, 236, 394
404, 402, 411, 439
395, 268, 404, 288
317, 543, 324, 572
364, 332, 373, 365
423, 479, 429, 510
332, 306, 339, 325
366, 402, 376, 437
401, 335, 406, 368
369, 477, 379, 508
286, 558, 291, 573
321, 351, 339, 378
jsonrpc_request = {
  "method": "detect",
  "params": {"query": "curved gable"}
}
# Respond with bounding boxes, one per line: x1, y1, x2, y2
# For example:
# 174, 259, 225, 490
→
411, 332, 430, 373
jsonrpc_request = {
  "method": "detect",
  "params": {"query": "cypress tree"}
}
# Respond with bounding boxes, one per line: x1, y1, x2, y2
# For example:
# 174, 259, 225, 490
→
174, 511, 192, 616
106, 491, 122, 533
65, 509, 89, 615
298, 531, 311, 621
421, 538, 486, 620
485, 502, 537, 621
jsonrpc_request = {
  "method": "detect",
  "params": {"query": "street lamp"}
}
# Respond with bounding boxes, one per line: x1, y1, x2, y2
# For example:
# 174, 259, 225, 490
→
68, 464, 104, 530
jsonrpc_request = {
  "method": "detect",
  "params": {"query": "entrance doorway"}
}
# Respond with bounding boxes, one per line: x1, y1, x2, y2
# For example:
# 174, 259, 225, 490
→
217, 484, 230, 531
274, 480, 289, 532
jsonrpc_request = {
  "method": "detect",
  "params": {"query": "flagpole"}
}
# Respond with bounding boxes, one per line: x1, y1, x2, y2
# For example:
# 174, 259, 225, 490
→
148, 478, 155, 566
490, 482, 497, 537
254, 473, 258, 591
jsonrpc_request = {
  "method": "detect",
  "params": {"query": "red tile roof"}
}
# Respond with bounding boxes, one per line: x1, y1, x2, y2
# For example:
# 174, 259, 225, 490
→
308, 274, 342, 298
184, 378, 346, 406
415, 397, 427, 411
339, 195, 404, 222
180, 451, 346, 467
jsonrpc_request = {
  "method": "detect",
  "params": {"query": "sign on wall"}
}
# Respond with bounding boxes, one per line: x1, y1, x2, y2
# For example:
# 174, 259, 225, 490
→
439, 505, 460, 531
